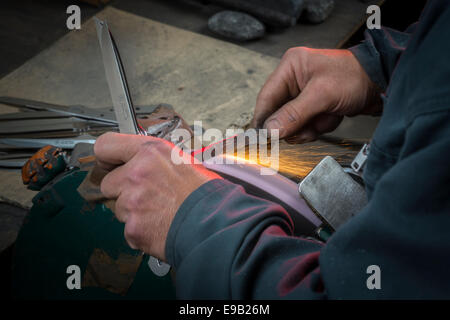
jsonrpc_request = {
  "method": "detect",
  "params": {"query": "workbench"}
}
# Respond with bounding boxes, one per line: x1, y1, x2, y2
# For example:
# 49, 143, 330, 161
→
0, 3, 379, 252
0, 7, 280, 208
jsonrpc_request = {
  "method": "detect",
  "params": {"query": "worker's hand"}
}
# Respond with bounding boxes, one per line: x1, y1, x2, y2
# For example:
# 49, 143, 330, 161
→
94, 132, 222, 261
251, 47, 382, 143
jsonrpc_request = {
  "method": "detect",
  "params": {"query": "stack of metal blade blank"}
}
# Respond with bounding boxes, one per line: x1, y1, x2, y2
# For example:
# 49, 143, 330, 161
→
0, 96, 157, 168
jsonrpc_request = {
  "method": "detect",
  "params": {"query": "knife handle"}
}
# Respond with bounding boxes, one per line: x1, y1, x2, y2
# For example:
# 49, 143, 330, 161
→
77, 157, 116, 211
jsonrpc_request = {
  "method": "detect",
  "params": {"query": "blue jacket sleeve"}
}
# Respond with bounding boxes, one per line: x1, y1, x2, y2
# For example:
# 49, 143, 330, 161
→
165, 110, 450, 300
349, 26, 414, 91
165, 179, 326, 299
320, 110, 450, 299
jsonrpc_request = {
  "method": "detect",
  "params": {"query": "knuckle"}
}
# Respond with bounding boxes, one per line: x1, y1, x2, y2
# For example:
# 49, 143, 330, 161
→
127, 165, 146, 185
113, 197, 128, 222
283, 47, 306, 61
99, 179, 110, 198
94, 132, 115, 156
100, 171, 116, 198
117, 190, 143, 217
125, 191, 142, 212
323, 83, 337, 102
281, 102, 302, 123
141, 138, 172, 158
315, 77, 336, 101
114, 206, 127, 223
283, 47, 297, 60
93, 137, 105, 157
140, 139, 160, 154
124, 217, 141, 248
154, 138, 171, 152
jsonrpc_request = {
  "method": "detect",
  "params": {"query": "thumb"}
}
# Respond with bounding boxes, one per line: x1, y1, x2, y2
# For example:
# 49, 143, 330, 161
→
263, 83, 328, 139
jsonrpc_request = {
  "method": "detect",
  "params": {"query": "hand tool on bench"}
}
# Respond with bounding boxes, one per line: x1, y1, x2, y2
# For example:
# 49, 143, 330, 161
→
22, 145, 67, 190
0, 96, 117, 125
0, 136, 97, 149
0, 153, 35, 168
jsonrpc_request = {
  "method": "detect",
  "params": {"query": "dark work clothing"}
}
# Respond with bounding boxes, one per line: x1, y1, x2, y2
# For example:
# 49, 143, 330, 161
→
165, 0, 450, 299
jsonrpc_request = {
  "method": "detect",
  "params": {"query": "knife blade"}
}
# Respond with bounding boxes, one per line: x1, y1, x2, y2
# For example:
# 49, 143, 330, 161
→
94, 18, 145, 135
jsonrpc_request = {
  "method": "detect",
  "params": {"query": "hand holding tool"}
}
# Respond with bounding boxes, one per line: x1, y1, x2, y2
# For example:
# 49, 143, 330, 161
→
77, 18, 171, 277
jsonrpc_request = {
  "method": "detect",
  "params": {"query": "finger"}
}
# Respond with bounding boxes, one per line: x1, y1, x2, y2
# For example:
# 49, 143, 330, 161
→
94, 132, 157, 170
113, 193, 133, 223
284, 113, 343, 144
262, 82, 329, 139
123, 215, 141, 250
251, 59, 299, 128
312, 114, 343, 134
100, 143, 168, 199
100, 164, 128, 199
285, 127, 318, 144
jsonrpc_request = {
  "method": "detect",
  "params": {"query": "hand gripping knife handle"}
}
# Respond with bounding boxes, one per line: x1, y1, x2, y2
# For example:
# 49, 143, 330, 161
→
77, 17, 171, 277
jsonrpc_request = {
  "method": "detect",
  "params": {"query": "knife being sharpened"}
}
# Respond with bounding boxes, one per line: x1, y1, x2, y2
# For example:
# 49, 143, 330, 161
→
94, 18, 145, 136
78, 18, 171, 277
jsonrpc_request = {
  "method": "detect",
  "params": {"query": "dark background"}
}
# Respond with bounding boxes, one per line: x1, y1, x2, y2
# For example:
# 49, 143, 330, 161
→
0, 0, 427, 78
